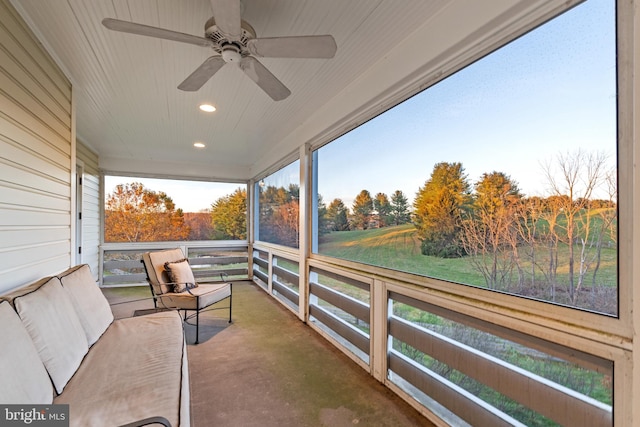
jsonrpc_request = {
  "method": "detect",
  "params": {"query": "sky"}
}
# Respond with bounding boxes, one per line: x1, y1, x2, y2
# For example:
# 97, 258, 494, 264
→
317, 0, 617, 207
105, 0, 616, 213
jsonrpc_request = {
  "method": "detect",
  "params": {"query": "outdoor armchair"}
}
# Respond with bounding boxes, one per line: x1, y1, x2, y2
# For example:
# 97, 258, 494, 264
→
141, 248, 232, 344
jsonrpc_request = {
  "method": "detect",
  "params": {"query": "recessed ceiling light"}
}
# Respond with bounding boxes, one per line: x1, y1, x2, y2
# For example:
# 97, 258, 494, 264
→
194, 142, 205, 148
199, 103, 216, 112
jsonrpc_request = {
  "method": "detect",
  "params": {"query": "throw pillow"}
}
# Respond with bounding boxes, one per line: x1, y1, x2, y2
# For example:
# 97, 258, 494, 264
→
164, 259, 197, 292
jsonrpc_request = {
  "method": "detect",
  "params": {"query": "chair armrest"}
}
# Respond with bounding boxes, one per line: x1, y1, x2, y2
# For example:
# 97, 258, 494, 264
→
118, 416, 171, 427
194, 272, 230, 286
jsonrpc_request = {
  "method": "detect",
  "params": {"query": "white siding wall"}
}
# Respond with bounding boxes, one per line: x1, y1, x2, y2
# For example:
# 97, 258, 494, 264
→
0, 0, 72, 293
76, 141, 100, 280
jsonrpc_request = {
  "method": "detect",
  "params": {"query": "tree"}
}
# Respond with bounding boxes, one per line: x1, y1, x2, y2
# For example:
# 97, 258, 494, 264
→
461, 172, 523, 289
185, 211, 213, 240
588, 167, 617, 310
373, 192, 392, 227
541, 149, 609, 304
326, 198, 350, 231
258, 184, 299, 246
538, 195, 564, 301
105, 182, 190, 242
513, 196, 547, 291
316, 195, 331, 236
351, 190, 374, 230
413, 162, 471, 257
210, 188, 247, 239
271, 200, 300, 247
390, 190, 411, 225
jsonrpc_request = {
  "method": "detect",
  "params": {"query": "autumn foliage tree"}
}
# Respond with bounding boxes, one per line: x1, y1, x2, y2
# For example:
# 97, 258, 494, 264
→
105, 182, 190, 242
272, 200, 300, 247
184, 211, 214, 240
258, 184, 300, 247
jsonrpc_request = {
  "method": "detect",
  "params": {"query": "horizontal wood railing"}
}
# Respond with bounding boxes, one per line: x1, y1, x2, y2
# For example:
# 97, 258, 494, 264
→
101, 241, 249, 286
250, 243, 614, 427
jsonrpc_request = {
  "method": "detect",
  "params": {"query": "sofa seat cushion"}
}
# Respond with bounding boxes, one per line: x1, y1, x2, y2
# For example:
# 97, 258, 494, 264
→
58, 265, 114, 346
0, 301, 54, 404
55, 311, 186, 427
158, 283, 231, 310
14, 277, 89, 395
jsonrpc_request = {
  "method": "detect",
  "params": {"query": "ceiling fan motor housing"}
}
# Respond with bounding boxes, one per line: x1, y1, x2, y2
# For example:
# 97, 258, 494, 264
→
204, 16, 256, 62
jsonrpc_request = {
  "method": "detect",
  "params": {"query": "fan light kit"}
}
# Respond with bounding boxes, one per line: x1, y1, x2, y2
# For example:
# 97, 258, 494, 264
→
199, 103, 216, 112
102, 0, 337, 101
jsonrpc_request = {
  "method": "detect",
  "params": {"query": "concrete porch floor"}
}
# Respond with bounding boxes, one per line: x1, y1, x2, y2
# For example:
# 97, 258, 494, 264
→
103, 282, 435, 427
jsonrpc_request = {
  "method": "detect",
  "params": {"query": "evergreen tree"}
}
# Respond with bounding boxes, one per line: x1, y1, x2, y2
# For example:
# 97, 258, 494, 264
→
327, 198, 350, 231
210, 188, 247, 239
390, 190, 411, 225
351, 190, 374, 230
316, 195, 331, 235
373, 193, 392, 227
413, 162, 471, 257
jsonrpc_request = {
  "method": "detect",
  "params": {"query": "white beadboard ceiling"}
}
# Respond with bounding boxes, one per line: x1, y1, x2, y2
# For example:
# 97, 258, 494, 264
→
9, 0, 555, 182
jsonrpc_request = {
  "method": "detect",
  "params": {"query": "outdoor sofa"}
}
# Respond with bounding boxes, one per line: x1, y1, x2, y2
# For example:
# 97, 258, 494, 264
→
0, 264, 190, 427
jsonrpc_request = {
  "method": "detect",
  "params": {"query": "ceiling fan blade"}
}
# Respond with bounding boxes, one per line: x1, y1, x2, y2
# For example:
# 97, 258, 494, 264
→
102, 18, 213, 48
240, 57, 291, 101
247, 35, 337, 58
210, 0, 242, 40
178, 56, 226, 91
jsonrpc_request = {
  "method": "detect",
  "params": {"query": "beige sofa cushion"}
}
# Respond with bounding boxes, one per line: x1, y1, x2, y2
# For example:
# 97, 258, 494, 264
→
14, 277, 89, 394
55, 311, 186, 427
158, 282, 231, 310
58, 265, 114, 346
0, 301, 53, 404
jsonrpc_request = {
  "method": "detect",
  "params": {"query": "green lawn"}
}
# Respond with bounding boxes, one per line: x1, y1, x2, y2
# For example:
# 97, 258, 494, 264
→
318, 224, 618, 314
319, 224, 484, 285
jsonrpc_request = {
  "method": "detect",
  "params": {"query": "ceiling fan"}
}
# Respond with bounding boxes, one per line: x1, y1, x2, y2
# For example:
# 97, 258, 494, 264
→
102, 0, 337, 101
